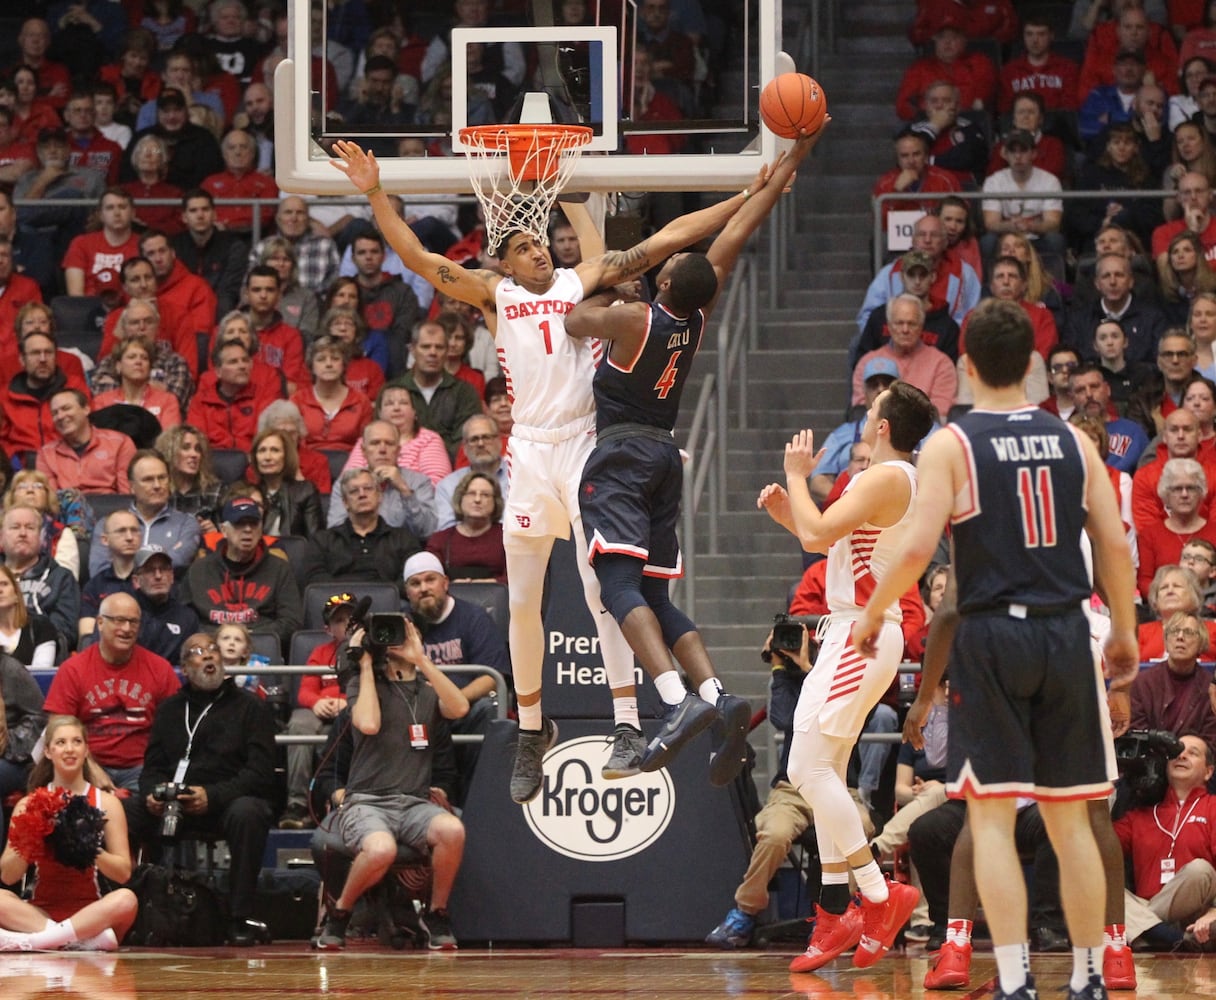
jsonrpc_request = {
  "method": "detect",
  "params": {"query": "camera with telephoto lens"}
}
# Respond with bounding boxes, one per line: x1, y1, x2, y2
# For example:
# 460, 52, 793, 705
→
1114, 729, 1186, 810
151, 781, 184, 837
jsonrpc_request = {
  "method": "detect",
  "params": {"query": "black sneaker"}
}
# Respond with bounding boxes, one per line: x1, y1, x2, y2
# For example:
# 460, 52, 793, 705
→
602, 723, 646, 779
1067, 974, 1107, 1000
995, 975, 1038, 1000
708, 693, 751, 785
311, 907, 351, 950
640, 693, 718, 772
423, 908, 457, 950
510, 717, 558, 804
278, 803, 314, 830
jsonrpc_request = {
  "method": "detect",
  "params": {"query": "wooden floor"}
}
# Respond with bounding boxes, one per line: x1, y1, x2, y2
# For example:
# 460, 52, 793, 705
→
5, 944, 1209, 1000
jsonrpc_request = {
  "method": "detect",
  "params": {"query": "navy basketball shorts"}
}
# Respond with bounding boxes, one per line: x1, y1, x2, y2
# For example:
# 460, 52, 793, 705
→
946, 608, 1113, 801
579, 436, 683, 575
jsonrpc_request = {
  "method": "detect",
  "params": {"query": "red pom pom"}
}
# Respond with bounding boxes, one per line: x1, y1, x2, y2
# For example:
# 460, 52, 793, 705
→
8, 788, 70, 864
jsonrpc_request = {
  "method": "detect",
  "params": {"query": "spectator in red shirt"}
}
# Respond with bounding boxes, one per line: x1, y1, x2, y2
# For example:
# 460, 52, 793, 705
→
62, 91, 124, 186
37, 388, 136, 493
62, 187, 141, 302
0, 106, 35, 185
201, 128, 276, 233
873, 128, 961, 227
910, 0, 1018, 47
121, 134, 183, 236
242, 265, 308, 394
289, 335, 374, 453
11, 18, 70, 109
1078, 3, 1180, 102
896, 24, 998, 120
999, 15, 1081, 113
988, 92, 1069, 182
139, 228, 216, 376
0, 328, 91, 462
0, 235, 43, 358
9, 65, 62, 144
187, 336, 279, 452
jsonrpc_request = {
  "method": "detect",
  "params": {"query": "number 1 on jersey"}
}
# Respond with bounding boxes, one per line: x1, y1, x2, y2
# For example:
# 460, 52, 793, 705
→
539, 319, 553, 355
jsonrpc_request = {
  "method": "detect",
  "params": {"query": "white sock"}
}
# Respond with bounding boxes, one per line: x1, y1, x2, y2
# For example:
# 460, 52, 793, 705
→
517, 699, 542, 731
65, 929, 119, 952
28, 920, 76, 950
853, 861, 888, 903
654, 670, 686, 706
1104, 922, 1126, 948
946, 918, 973, 946
697, 677, 723, 704
994, 942, 1029, 994
612, 696, 639, 729
1071, 945, 1102, 991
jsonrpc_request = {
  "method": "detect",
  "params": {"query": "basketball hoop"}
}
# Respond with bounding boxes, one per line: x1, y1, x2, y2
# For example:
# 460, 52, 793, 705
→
459, 124, 593, 256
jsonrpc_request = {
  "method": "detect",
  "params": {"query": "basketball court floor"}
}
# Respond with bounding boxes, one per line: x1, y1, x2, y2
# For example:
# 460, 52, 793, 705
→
8, 944, 1206, 1000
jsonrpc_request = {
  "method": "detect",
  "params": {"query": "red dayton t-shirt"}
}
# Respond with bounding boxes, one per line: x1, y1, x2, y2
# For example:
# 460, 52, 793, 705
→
43, 644, 181, 768
62, 231, 142, 298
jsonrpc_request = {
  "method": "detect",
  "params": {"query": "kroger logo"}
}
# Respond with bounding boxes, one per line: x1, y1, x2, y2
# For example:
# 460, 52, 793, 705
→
522, 736, 675, 861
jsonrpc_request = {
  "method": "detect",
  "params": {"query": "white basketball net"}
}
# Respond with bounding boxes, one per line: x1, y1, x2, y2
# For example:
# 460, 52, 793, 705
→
459, 125, 593, 256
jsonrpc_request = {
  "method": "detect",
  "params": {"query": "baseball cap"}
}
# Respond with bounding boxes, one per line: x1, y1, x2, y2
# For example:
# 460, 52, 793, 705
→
222, 498, 262, 524
1003, 128, 1036, 151
403, 551, 446, 583
133, 545, 172, 571
1114, 48, 1146, 64
900, 250, 933, 274
37, 127, 68, 145
322, 592, 356, 623
157, 87, 187, 109
862, 357, 900, 383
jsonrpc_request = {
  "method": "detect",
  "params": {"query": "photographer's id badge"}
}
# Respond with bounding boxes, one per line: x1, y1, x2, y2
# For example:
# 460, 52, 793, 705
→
173, 758, 189, 784
409, 724, 429, 750
1161, 857, 1176, 884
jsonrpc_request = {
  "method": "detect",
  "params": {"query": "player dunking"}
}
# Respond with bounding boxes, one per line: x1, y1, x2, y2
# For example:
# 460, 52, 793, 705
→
853, 299, 1138, 1000
566, 129, 821, 781
757, 381, 934, 971
331, 139, 773, 803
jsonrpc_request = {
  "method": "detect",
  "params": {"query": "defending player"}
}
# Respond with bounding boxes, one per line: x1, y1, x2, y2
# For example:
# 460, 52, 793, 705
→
756, 377, 934, 972
566, 129, 820, 781
852, 299, 1138, 1000
330, 140, 775, 803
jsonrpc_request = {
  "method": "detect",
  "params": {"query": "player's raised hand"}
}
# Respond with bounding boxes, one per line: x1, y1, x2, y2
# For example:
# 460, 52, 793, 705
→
783, 430, 822, 479
330, 140, 381, 194
757, 482, 795, 532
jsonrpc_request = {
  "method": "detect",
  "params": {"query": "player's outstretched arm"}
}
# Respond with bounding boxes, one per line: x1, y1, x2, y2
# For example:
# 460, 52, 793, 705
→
853, 431, 957, 656
331, 140, 497, 317
577, 163, 776, 294
561, 197, 606, 259
703, 125, 827, 312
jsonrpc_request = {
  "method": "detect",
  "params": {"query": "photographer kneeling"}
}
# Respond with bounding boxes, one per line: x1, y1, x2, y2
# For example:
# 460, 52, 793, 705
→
312, 610, 469, 951
1115, 732, 1216, 950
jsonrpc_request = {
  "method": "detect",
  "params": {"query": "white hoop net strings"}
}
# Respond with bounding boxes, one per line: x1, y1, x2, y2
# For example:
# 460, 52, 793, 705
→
460, 127, 591, 256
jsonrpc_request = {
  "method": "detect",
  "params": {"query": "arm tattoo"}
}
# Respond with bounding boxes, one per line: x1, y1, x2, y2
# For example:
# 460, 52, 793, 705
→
602, 243, 652, 280
436, 265, 460, 285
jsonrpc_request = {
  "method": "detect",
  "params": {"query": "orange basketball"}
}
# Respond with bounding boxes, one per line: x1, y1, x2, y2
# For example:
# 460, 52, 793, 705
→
759, 73, 827, 139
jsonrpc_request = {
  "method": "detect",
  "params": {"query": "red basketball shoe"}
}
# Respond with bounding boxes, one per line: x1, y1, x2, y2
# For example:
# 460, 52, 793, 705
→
853, 881, 920, 968
924, 940, 972, 990
789, 904, 864, 973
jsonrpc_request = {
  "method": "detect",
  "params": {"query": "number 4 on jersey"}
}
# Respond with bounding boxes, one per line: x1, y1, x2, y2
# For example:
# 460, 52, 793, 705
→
654, 351, 682, 399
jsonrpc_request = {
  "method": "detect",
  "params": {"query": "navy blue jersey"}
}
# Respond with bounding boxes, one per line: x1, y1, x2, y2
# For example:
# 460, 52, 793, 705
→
593, 302, 705, 433
948, 406, 1092, 613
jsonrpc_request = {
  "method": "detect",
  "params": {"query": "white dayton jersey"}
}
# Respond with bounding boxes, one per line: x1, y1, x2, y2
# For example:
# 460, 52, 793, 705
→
495, 268, 604, 431
824, 460, 918, 622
